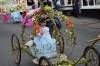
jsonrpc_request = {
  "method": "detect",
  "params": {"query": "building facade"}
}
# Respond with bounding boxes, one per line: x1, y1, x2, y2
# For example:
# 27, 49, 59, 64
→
56, 0, 100, 18
58, 0, 100, 10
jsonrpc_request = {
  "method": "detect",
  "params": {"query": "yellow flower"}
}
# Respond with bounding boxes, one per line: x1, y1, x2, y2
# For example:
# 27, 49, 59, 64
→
68, 64, 73, 66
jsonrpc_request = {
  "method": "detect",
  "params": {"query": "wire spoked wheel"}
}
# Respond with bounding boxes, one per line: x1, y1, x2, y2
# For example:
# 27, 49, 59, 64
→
39, 57, 52, 66
52, 27, 64, 54
66, 30, 76, 47
11, 34, 21, 65
56, 31, 64, 54
83, 47, 100, 66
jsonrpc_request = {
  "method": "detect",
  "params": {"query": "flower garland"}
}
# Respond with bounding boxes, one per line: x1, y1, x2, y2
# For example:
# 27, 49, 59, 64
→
0, 0, 27, 13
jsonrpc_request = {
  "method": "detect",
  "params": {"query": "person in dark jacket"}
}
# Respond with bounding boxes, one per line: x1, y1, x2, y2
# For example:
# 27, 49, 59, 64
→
40, 0, 51, 6
27, 0, 35, 6
52, 0, 60, 10
72, 0, 80, 17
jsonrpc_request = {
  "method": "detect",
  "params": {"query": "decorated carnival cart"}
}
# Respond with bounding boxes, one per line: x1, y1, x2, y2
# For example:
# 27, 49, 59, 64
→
10, 0, 100, 66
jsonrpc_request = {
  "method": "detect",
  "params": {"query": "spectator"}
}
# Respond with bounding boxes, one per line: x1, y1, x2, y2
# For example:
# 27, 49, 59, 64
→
27, 0, 35, 6
40, 0, 51, 6
52, 0, 60, 10
72, 0, 80, 17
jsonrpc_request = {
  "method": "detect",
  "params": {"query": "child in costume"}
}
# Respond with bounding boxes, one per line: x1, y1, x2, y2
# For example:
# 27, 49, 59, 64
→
10, 11, 22, 23
2, 10, 9, 23
25, 16, 57, 59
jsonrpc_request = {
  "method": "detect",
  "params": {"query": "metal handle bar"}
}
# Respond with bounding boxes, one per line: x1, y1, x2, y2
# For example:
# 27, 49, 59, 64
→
86, 35, 100, 43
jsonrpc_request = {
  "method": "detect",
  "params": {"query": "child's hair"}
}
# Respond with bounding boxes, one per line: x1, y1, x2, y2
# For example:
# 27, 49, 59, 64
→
32, 5, 35, 9
40, 18, 46, 22
38, 17, 46, 26
39, 16, 46, 23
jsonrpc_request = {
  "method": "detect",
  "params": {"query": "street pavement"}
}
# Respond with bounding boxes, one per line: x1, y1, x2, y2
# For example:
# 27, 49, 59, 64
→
0, 15, 100, 66
66, 17, 100, 60
0, 15, 36, 66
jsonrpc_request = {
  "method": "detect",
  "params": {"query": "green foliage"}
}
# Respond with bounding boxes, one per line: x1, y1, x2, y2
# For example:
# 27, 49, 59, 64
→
0, 0, 4, 4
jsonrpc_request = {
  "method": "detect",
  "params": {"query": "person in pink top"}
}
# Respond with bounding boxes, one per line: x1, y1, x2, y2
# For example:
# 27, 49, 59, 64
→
2, 11, 9, 23
22, 9, 33, 28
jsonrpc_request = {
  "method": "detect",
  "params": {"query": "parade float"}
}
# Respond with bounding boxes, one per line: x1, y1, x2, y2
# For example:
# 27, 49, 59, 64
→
9, 0, 100, 66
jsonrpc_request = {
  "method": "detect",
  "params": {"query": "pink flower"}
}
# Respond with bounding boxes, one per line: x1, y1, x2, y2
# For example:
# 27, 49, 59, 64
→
22, 16, 33, 28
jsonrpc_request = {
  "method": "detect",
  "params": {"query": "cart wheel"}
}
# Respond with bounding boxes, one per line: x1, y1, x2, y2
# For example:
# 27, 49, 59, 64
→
66, 30, 76, 47
56, 33, 64, 54
11, 34, 21, 65
39, 57, 52, 66
83, 47, 100, 66
52, 27, 64, 54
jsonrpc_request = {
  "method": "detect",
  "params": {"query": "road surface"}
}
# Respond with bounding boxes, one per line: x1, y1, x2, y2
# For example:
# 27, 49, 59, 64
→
0, 15, 100, 66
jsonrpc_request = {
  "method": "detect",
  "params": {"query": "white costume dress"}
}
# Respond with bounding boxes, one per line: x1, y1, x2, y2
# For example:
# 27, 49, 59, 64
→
26, 27, 57, 59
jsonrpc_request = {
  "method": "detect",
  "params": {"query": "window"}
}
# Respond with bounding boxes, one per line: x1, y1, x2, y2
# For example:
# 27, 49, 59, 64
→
89, 0, 94, 5
83, 0, 96, 6
68, 0, 71, 4
83, 0, 88, 6
60, 0, 64, 5
96, 0, 100, 5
